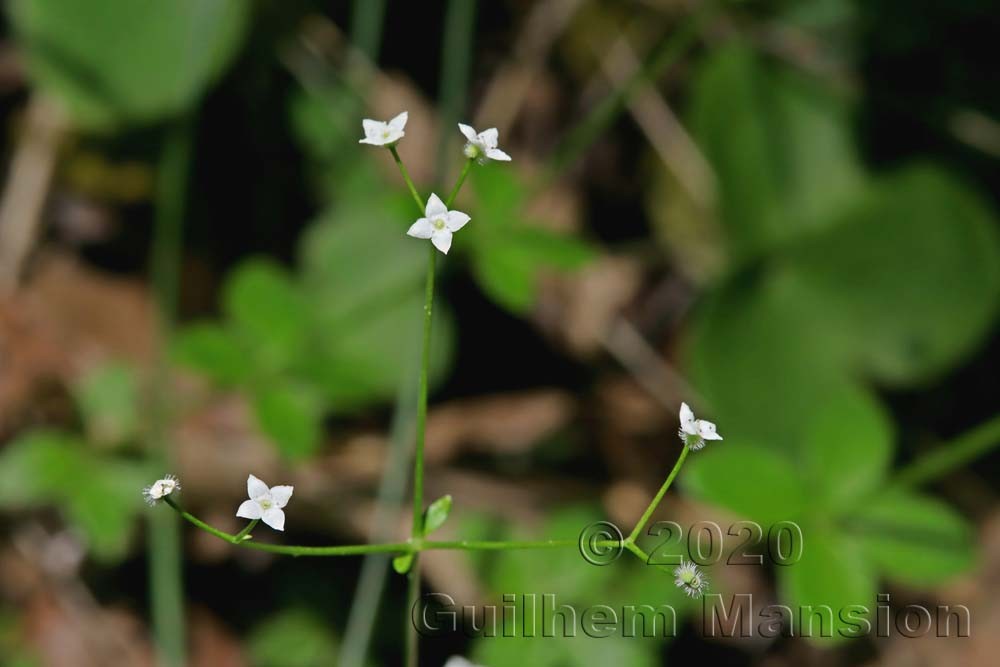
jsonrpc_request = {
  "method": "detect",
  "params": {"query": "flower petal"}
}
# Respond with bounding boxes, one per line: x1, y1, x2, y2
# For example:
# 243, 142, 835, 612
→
425, 193, 447, 218
679, 403, 697, 434
388, 111, 408, 131
477, 127, 498, 148
445, 210, 470, 232
270, 485, 294, 508
696, 420, 723, 440
236, 499, 262, 520
486, 148, 511, 161
457, 123, 478, 142
362, 119, 382, 136
262, 507, 285, 531
247, 474, 270, 501
431, 229, 453, 254
407, 218, 434, 239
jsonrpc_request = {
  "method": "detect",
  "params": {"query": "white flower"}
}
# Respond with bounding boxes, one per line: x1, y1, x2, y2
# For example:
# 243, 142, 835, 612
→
406, 193, 471, 254
458, 123, 511, 163
142, 474, 180, 506
674, 560, 709, 598
678, 402, 723, 451
236, 474, 294, 531
359, 111, 408, 146
444, 658, 484, 667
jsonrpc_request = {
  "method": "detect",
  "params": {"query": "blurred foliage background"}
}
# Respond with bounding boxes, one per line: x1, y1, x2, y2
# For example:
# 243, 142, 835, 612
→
0, 0, 998, 666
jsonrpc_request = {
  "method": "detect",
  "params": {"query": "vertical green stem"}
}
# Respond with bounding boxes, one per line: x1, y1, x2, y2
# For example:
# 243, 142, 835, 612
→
390, 145, 425, 214
434, 0, 478, 184
148, 115, 194, 667
446, 159, 474, 206
350, 0, 387, 61
411, 247, 437, 538
627, 445, 689, 544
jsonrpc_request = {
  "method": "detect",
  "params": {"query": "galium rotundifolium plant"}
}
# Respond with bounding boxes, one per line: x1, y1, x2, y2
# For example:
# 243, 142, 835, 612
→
144, 111, 724, 659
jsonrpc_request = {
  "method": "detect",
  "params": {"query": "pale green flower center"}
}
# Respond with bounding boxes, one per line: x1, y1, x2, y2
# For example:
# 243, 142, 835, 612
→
259, 497, 273, 510
432, 218, 446, 230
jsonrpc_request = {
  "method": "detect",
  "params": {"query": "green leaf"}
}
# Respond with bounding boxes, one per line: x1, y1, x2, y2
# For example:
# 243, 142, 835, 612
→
685, 273, 858, 453
800, 389, 893, 508
223, 258, 309, 372
422, 494, 452, 536
247, 608, 339, 667
467, 167, 596, 314
472, 225, 595, 314
682, 440, 809, 526
392, 552, 415, 575
171, 321, 251, 386
251, 383, 324, 460
0, 430, 85, 505
688, 43, 864, 263
72, 362, 139, 447
777, 527, 878, 643
0, 430, 144, 561
782, 165, 1000, 384
9, 0, 250, 130
847, 490, 975, 586
296, 201, 454, 410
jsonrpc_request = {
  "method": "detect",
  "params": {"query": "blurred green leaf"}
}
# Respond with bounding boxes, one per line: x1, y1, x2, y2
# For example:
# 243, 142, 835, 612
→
251, 382, 324, 460
296, 199, 454, 410
247, 608, 339, 667
800, 389, 892, 508
682, 440, 809, 525
0, 430, 144, 560
777, 528, 877, 642
782, 165, 1000, 384
848, 490, 976, 586
223, 258, 309, 373
9, 0, 249, 129
72, 361, 139, 447
423, 494, 453, 536
172, 321, 250, 386
467, 167, 595, 314
685, 273, 857, 453
688, 43, 864, 263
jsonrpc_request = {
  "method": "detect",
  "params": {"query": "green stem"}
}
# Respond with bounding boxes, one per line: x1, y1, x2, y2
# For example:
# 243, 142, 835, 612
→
233, 519, 259, 543
411, 246, 436, 538
148, 116, 193, 667
350, 0, 387, 61
164, 499, 578, 555
389, 145, 425, 214
626, 445, 690, 544
889, 414, 1000, 490
446, 159, 474, 206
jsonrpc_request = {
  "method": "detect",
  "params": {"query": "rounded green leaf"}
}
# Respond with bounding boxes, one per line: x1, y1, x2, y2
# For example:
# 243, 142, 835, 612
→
847, 490, 975, 586
251, 383, 324, 460
9, 0, 250, 130
783, 165, 1000, 385
682, 440, 808, 525
777, 528, 878, 643
172, 321, 251, 386
800, 389, 893, 508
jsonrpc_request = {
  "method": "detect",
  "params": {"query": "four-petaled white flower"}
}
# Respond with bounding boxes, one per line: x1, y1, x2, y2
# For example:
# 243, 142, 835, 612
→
142, 474, 180, 506
407, 193, 471, 254
359, 111, 408, 146
458, 123, 511, 163
674, 560, 709, 598
678, 402, 723, 451
236, 474, 294, 532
